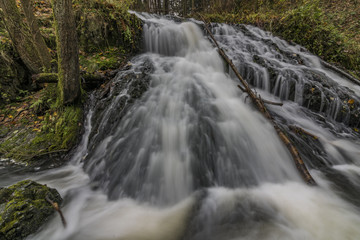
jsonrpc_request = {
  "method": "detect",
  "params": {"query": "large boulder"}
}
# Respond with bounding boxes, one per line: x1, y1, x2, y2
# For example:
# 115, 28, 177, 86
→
0, 180, 62, 240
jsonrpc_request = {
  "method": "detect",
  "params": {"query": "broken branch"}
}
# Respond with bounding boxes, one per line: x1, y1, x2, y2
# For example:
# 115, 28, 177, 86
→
45, 195, 67, 228
289, 125, 319, 140
201, 16, 316, 185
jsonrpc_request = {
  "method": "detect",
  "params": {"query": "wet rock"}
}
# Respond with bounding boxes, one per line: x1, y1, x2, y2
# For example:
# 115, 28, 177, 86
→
0, 180, 62, 240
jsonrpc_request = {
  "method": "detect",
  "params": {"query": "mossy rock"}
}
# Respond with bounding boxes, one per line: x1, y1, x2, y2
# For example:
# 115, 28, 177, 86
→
0, 180, 62, 240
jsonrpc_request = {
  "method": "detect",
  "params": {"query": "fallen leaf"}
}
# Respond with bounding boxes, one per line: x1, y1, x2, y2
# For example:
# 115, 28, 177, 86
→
348, 99, 355, 104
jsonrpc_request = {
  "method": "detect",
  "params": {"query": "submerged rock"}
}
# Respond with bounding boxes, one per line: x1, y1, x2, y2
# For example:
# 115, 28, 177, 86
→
0, 180, 62, 240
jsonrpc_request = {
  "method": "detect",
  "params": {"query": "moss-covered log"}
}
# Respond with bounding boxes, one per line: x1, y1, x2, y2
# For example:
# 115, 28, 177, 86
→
32, 73, 58, 83
32, 72, 110, 90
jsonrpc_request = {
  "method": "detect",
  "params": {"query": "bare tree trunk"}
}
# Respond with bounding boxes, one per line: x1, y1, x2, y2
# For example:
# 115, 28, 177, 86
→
143, 0, 149, 11
164, 0, 169, 14
20, 0, 52, 71
0, 0, 47, 73
51, 0, 80, 105
157, 0, 161, 13
183, 0, 187, 16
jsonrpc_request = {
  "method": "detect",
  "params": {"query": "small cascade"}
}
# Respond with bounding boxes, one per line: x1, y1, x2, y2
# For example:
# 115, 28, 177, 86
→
210, 23, 360, 128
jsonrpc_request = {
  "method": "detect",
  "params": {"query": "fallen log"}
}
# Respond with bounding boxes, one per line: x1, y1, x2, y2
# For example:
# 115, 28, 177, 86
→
201, 16, 316, 185
32, 71, 114, 91
32, 73, 58, 83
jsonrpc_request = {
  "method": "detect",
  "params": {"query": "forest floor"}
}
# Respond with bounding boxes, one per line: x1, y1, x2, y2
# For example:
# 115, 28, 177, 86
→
0, 0, 141, 166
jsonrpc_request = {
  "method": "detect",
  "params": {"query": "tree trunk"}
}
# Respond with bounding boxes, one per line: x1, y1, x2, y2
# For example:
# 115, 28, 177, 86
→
20, 0, 52, 71
157, 0, 161, 13
183, 0, 187, 16
51, 0, 80, 105
164, 0, 169, 14
0, 0, 47, 73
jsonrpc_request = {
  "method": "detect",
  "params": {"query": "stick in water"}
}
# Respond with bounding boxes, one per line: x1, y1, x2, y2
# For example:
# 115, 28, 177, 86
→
45, 195, 67, 228
201, 16, 316, 185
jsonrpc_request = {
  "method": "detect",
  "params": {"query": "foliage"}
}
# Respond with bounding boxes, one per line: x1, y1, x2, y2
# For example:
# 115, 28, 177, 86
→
79, 47, 125, 73
0, 85, 83, 162
106, 0, 135, 14
0, 0, 143, 163
200, 0, 360, 78
274, 1, 360, 75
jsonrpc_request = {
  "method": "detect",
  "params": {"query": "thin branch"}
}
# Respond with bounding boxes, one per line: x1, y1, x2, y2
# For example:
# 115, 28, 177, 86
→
45, 195, 67, 228
289, 125, 319, 140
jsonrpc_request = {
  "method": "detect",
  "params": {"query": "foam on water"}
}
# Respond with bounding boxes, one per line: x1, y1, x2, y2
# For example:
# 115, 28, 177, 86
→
2, 13, 360, 240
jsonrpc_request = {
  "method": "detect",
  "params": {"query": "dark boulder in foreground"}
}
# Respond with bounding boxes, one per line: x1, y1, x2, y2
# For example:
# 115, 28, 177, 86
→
0, 180, 62, 240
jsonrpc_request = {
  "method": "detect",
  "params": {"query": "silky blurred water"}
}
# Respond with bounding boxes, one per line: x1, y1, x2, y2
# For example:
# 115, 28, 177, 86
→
1, 13, 360, 240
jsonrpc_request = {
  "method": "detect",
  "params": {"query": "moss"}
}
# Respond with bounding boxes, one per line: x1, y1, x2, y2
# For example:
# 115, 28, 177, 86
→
0, 85, 83, 162
272, 1, 360, 77
79, 46, 125, 73
0, 0, 142, 164
200, 0, 360, 78
0, 180, 62, 240
30, 104, 83, 151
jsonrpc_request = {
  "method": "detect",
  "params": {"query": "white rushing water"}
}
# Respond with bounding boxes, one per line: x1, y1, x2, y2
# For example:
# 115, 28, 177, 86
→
2, 13, 360, 240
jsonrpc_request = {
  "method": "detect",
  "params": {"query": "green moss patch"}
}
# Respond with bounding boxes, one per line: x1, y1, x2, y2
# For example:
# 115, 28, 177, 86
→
0, 85, 83, 164
80, 47, 126, 73
0, 180, 62, 240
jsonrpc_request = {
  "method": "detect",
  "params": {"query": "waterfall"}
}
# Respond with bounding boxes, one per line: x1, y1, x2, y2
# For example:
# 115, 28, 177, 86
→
3, 13, 360, 240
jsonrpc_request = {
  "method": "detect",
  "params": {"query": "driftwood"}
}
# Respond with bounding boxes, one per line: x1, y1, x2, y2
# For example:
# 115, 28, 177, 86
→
201, 17, 316, 185
45, 195, 67, 228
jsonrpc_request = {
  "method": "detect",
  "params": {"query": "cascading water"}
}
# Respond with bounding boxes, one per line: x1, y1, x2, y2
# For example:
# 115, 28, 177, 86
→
2, 13, 360, 240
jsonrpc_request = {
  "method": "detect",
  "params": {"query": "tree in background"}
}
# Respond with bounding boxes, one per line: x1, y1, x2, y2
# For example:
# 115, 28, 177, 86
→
0, 0, 51, 73
51, 0, 80, 105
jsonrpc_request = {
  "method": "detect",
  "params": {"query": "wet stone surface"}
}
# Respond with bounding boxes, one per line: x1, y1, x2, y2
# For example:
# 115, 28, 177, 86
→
0, 180, 62, 240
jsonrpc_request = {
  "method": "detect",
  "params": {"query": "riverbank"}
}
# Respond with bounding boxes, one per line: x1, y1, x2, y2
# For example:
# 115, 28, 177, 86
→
199, 0, 360, 79
0, 0, 142, 166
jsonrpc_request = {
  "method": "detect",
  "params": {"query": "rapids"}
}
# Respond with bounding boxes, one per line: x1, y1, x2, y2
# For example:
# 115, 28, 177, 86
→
1, 13, 360, 240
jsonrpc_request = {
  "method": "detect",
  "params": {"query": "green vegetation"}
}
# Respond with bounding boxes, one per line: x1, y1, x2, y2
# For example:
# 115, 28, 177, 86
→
0, 180, 62, 240
0, 84, 83, 163
80, 47, 126, 73
200, 0, 360, 78
0, 0, 142, 164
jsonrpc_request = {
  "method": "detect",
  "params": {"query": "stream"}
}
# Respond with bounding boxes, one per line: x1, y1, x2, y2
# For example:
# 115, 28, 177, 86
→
1, 13, 360, 240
